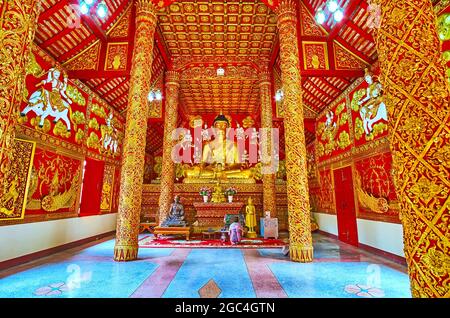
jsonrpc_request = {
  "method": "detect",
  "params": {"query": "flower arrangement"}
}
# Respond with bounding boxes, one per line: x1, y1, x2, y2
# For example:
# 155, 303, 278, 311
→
199, 187, 212, 196
225, 187, 237, 196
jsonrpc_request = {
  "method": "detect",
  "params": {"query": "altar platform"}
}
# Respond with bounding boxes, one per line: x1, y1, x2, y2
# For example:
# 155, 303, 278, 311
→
193, 202, 244, 230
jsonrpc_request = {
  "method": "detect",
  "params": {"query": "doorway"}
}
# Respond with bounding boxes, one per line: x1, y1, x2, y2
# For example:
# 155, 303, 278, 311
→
79, 158, 105, 216
333, 166, 358, 246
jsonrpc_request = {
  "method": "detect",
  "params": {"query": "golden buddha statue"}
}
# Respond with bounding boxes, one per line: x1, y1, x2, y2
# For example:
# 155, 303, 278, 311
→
245, 197, 257, 238
182, 114, 259, 183
211, 182, 225, 203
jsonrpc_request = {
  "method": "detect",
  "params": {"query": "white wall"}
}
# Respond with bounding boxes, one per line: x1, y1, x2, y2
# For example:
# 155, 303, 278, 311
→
0, 213, 117, 262
357, 218, 404, 257
314, 212, 405, 257
313, 212, 338, 236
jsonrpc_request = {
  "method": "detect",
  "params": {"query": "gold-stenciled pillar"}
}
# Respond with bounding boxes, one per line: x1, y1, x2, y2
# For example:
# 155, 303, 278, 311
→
158, 71, 180, 224
259, 70, 277, 218
275, 0, 313, 262
0, 0, 41, 164
373, 0, 450, 297
114, 0, 157, 261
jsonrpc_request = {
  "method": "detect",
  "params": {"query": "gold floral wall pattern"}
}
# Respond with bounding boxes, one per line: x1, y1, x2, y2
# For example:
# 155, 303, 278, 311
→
0, 139, 35, 221
0, 0, 41, 165
316, 100, 352, 161
373, 0, 450, 297
100, 164, 115, 213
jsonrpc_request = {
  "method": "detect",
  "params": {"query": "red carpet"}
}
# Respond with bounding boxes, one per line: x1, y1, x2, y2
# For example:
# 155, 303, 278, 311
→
139, 234, 286, 248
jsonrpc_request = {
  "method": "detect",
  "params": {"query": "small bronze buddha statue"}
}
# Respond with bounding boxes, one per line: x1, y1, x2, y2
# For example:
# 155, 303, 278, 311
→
161, 195, 188, 227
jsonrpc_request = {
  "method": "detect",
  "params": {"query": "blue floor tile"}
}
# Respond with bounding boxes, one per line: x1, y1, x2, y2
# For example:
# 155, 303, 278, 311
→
269, 261, 411, 298
0, 260, 157, 298
162, 249, 255, 298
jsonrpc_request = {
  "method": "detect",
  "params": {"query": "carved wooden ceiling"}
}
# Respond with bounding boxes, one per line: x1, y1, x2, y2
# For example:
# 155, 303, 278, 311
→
33, 0, 447, 153
157, 1, 278, 59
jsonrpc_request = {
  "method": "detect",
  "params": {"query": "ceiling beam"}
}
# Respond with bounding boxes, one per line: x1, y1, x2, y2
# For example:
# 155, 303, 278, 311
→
268, 39, 279, 71
328, 0, 364, 40
40, 27, 73, 48
347, 20, 374, 43
310, 77, 341, 95
302, 89, 327, 108
304, 78, 335, 101
334, 37, 373, 65
103, 0, 131, 31
101, 78, 129, 99
38, 1, 67, 23
67, 69, 130, 79
302, 69, 363, 77
110, 89, 129, 106
155, 30, 173, 70
302, 0, 332, 34
93, 78, 116, 92
58, 35, 97, 62
52, 0, 108, 43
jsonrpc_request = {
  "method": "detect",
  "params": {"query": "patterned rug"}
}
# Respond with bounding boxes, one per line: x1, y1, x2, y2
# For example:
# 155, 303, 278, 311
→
138, 235, 287, 248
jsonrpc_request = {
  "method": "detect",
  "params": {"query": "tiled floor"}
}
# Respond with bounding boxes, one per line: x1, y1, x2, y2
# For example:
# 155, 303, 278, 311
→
0, 233, 411, 298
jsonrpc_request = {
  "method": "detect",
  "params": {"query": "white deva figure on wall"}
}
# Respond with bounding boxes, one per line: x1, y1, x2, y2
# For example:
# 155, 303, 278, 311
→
21, 67, 73, 131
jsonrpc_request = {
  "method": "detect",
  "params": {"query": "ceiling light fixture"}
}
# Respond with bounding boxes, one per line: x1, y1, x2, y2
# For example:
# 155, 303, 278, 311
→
148, 89, 163, 102
96, 1, 108, 19
79, 0, 108, 18
315, 10, 326, 25
315, 0, 345, 25
275, 89, 284, 102
327, 0, 339, 13
333, 9, 344, 22
80, 1, 90, 15
217, 67, 225, 76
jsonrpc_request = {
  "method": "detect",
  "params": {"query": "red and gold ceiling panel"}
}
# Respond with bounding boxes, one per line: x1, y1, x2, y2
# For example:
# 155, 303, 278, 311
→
302, 41, 329, 70
299, 1, 328, 36
85, 77, 130, 111
106, 2, 133, 38
146, 124, 164, 155
333, 41, 369, 70
157, 0, 278, 60
63, 41, 101, 71
337, 5, 377, 62
304, 0, 351, 30
90, 0, 128, 29
180, 78, 259, 115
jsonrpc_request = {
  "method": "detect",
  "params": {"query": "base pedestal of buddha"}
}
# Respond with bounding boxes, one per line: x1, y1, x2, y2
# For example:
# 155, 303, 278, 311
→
193, 202, 244, 232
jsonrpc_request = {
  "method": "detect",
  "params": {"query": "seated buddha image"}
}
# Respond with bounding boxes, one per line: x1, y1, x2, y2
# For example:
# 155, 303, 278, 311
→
181, 114, 258, 183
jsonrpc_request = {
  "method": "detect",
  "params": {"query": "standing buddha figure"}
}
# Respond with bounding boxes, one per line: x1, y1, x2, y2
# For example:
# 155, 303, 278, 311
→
245, 197, 257, 238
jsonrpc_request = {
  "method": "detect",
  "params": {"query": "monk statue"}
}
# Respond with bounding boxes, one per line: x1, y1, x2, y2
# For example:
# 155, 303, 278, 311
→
182, 114, 258, 183
245, 197, 257, 238
161, 195, 187, 227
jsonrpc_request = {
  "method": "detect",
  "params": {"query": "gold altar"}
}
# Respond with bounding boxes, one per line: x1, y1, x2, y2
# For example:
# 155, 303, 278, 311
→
193, 202, 244, 230
141, 183, 289, 233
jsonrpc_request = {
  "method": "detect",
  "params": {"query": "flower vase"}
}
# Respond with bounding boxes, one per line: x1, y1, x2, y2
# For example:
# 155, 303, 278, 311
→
203, 195, 208, 203
228, 195, 233, 203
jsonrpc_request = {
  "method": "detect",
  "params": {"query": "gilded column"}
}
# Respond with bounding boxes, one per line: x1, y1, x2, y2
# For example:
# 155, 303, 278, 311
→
158, 71, 180, 224
0, 0, 41, 165
259, 70, 277, 218
373, 0, 450, 297
114, 0, 157, 261
275, 0, 313, 262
